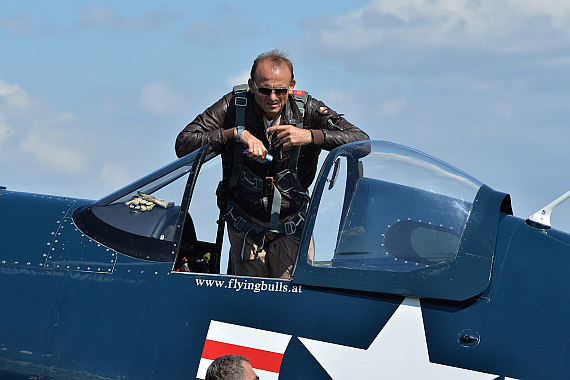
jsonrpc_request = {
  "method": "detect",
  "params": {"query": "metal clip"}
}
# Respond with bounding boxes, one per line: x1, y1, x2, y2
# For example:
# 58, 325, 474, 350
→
227, 206, 246, 231
239, 171, 264, 191
284, 213, 305, 235
253, 178, 263, 191
234, 216, 246, 231
235, 96, 247, 107
284, 221, 296, 235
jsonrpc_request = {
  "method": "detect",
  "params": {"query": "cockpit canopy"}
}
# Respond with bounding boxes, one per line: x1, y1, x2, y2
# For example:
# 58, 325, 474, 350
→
295, 141, 510, 301
308, 141, 482, 273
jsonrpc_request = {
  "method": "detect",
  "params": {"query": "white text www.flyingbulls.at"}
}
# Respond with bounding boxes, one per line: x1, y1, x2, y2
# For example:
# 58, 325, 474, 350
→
194, 278, 303, 294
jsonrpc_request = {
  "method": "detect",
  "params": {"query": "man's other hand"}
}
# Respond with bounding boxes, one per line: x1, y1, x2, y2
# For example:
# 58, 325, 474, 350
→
267, 125, 312, 150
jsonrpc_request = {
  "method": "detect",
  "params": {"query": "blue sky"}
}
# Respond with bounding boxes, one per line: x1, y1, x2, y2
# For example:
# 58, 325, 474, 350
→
1, 0, 569, 232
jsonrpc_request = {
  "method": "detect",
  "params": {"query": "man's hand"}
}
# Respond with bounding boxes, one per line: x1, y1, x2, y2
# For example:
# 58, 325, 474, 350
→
238, 129, 268, 160
266, 125, 312, 150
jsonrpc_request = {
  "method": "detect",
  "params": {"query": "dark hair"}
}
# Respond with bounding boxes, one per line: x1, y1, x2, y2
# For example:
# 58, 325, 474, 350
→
250, 49, 294, 82
205, 355, 250, 380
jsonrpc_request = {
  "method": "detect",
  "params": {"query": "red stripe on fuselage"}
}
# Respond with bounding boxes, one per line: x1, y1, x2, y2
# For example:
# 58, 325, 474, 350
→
201, 339, 284, 373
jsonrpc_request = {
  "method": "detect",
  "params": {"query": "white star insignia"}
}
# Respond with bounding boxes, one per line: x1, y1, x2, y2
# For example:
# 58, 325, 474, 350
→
299, 297, 498, 379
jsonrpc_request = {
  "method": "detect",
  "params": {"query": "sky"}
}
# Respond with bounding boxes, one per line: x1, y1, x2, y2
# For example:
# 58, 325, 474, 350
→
1, 0, 569, 232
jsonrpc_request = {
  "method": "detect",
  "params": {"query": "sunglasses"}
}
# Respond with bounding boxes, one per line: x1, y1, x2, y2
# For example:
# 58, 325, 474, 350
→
252, 80, 289, 96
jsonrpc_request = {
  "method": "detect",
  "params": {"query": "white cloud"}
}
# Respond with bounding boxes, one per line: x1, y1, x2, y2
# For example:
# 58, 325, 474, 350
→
78, 5, 121, 28
20, 133, 85, 174
183, 5, 259, 46
511, 0, 570, 33
0, 15, 31, 34
302, 0, 570, 54
0, 119, 12, 147
0, 80, 33, 111
313, 88, 354, 109
537, 56, 570, 68
0, 78, 87, 174
76, 5, 178, 32
227, 70, 250, 88
99, 162, 131, 190
0, 15, 57, 35
379, 97, 408, 117
140, 78, 190, 116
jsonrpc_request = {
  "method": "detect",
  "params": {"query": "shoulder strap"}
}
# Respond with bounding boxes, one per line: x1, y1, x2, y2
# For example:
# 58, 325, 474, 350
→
292, 90, 308, 118
233, 83, 249, 93
233, 84, 248, 133
288, 90, 308, 170
230, 85, 249, 189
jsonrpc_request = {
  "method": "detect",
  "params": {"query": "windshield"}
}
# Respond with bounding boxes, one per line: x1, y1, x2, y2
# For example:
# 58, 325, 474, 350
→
90, 148, 203, 242
73, 145, 226, 267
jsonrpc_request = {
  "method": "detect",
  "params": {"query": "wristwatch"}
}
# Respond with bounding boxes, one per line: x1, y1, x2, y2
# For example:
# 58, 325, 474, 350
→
236, 125, 244, 142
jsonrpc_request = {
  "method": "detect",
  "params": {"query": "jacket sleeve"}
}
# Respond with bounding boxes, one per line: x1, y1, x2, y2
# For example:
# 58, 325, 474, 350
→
304, 96, 369, 151
175, 92, 235, 158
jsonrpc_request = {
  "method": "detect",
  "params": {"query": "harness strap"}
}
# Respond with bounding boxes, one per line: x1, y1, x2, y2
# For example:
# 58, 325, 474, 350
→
228, 85, 309, 250
269, 187, 282, 232
225, 201, 263, 261
288, 90, 308, 171
229, 85, 248, 189
226, 200, 308, 237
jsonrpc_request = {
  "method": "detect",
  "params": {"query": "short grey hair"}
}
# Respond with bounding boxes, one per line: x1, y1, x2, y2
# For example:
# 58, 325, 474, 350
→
205, 355, 250, 380
250, 49, 294, 82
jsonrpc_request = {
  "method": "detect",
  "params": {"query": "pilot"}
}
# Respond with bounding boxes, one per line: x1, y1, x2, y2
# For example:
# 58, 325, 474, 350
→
175, 49, 369, 278
205, 355, 258, 380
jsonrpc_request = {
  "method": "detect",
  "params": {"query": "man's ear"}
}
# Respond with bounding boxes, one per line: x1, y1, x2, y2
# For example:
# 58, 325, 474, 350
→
288, 79, 296, 94
248, 78, 254, 93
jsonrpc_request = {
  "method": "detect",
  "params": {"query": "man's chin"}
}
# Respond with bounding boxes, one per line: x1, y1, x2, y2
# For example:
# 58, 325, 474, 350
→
264, 106, 281, 118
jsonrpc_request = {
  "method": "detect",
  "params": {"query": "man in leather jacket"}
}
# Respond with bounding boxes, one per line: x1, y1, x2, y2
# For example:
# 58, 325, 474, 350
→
175, 50, 369, 278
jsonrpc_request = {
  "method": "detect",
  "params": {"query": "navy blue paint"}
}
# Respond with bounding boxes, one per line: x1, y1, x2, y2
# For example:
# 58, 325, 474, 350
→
422, 215, 570, 378
279, 337, 333, 380
0, 191, 81, 266
4, 193, 567, 379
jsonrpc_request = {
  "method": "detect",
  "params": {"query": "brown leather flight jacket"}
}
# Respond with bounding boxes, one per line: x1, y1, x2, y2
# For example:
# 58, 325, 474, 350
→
175, 90, 369, 223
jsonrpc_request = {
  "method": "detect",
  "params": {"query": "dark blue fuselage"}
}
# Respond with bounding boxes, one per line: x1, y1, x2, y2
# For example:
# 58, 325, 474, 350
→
2, 139, 570, 379
1, 188, 570, 379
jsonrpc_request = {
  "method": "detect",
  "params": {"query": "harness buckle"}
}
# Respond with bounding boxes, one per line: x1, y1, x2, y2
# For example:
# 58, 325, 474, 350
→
253, 178, 263, 191
239, 171, 264, 191
284, 221, 296, 235
235, 97, 247, 107
265, 177, 274, 196
284, 212, 306, 235
234, 216, 246, 231
227, 206, 246, 231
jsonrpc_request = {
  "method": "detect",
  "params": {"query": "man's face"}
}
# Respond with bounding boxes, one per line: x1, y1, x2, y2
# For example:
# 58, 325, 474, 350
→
242, 361, 258, 380
249, 58, 296, 120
